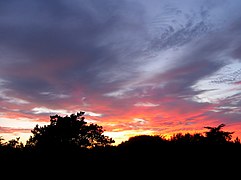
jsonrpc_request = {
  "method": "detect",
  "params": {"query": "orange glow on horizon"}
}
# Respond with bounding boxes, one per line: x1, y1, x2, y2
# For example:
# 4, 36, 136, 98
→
1, 97, 241, 146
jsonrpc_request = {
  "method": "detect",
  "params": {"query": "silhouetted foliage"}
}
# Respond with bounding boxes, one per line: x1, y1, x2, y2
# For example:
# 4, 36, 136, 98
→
6, 137, 24, 148
119, 134, 167, 148
204, 123, 234, 144
234, 136, 241, 144
0, 136, 4, 146
25, 111, 115, 150
1, 120, 241, 167
170, 132, 206, 145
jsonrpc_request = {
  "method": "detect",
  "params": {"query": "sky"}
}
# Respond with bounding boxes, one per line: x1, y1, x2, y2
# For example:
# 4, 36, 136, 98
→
1, 0, 241, 145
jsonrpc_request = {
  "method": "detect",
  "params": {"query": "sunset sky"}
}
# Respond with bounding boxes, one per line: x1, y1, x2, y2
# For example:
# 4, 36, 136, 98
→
1, 0, 241, 145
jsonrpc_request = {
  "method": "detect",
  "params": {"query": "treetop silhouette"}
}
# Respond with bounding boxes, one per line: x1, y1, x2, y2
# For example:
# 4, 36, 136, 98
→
204, 123, 234, 144
25, 111, 115, 150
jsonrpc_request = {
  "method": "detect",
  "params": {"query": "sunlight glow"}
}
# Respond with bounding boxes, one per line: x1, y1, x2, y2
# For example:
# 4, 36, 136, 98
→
104, 129, 157, 145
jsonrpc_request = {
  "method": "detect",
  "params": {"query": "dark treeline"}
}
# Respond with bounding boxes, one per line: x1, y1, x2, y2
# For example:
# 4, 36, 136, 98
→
1, 111, 241, 169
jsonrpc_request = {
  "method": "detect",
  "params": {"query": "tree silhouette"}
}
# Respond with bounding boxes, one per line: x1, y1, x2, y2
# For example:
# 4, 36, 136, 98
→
6, 137, 23, 149
204, 123, 234, 144
26, 111, 115, 150
169, 132, 205, 145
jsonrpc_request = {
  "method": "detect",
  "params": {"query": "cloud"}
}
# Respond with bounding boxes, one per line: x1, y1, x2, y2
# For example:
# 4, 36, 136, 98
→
0, 116, 45, 129
0, 0, 239, 102
0, 126, 31, 134
84, 111, 102, 117
134, 102, 160, 107
133, 118, 147, 125
1, 0, 241, 143
39, 91, 70, 99
32, 107, 70, 115
0, 78, 30, 105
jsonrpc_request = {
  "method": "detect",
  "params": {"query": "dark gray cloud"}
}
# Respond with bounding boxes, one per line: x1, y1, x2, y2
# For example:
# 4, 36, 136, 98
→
0, 0, 239, 97
0, 0, 149, 95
